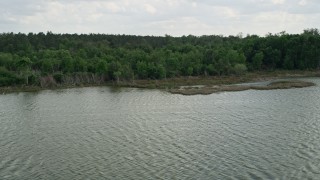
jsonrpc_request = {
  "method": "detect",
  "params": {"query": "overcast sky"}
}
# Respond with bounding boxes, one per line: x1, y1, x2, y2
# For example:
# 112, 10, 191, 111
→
0, 0, 319, 36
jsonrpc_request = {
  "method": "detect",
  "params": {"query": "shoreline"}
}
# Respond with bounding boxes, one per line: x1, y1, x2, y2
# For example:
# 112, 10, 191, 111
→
0, 70, 319, 95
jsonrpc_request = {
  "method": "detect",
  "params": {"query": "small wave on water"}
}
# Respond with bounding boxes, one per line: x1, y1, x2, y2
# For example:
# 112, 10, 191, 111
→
0, 78, 320, 179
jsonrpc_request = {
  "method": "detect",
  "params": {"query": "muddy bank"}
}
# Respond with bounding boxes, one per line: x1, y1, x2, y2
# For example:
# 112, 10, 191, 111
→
169, 80, 316, 95
0, 70, 319, 95
0, 83, 110, 94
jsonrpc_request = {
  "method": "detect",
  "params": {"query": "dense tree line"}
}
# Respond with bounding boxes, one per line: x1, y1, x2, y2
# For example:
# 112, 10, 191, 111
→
0, 29, 319, 86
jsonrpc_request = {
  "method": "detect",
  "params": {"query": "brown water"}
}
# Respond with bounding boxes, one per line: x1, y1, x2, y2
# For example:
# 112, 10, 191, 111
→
0, 78, 320, 179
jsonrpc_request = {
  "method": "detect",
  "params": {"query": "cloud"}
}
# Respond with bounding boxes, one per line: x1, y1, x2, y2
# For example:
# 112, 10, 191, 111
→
144, 4, 157, 14
272, 0, 286, 5
0, 0, 319, 36
299, 0, 307, 6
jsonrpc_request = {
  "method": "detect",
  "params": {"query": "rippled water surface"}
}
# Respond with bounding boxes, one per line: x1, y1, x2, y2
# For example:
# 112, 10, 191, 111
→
1, 78, 320, 179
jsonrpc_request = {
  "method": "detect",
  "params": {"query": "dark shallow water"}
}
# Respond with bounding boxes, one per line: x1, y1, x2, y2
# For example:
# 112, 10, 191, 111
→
1, 78, 320, 179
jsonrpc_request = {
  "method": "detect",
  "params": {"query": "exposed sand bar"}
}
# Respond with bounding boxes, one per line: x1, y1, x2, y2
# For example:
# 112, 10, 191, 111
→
168, 80, 316, 95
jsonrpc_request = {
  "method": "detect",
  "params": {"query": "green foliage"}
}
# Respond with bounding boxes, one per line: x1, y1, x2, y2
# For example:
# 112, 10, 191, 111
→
17, 57, 32, 71
226, 50, 246, 65
0, 53, 14, 70
95, 60, 108, 75
41, 59, 54, 73
0, 29, 319, 86
113, 71, 122, 83
0, 66, 22, 86
232, 64, 248, 75
252, 52, 264, 70
53, 73, 63, 83
283, 55, 294, 70
74, 58, 87, 72
157, 65, 166, 79
205, 64, 218, 76
16, 57, 33, 85
187, 67, 193, 76
28, 72, 41, 85
136, 61, 148, 79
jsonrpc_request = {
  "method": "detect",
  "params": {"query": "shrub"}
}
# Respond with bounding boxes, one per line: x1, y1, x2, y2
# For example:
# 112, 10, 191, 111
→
53, 73, 63, 83
0, 66, 22, 86
232, 64, 247, 75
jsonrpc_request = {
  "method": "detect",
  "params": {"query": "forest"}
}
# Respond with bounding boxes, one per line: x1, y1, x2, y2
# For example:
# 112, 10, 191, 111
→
0, 28, 319, 87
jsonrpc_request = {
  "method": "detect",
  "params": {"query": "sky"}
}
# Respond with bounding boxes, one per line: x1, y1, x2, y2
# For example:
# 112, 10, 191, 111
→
0, 0, 319, 36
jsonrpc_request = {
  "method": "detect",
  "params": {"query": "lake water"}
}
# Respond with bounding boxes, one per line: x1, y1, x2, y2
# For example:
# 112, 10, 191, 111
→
1, 78, 320, 179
